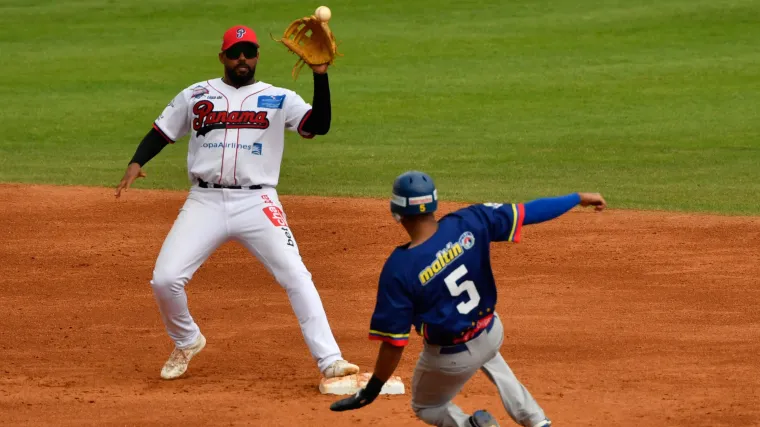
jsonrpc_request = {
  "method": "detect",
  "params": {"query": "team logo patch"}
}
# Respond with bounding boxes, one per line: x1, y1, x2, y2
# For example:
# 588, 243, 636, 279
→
252, 143, 262, 155
257, 95, 286, 109
263, 206, 288, 227
236, 28, 246, 38
191, 85, 209, 99
459, 232, 475, 249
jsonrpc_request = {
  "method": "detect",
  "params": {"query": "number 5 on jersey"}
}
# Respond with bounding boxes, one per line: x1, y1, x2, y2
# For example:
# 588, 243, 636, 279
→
444, 265, 480, 314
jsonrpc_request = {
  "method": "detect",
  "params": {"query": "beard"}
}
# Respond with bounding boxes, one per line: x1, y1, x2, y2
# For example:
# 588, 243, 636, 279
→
225, 63, 255, 87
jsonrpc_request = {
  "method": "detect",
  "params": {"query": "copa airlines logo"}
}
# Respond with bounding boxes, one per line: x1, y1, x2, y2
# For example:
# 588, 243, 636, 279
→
418, 231, 476, 285
192, 100, 270, 136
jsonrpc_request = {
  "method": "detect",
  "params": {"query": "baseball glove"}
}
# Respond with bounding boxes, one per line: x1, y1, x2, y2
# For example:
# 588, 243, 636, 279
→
272, 15, 341, 79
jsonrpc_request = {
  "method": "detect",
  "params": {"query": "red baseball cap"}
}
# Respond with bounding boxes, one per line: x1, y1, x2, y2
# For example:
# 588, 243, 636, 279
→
221, 25, 259, 51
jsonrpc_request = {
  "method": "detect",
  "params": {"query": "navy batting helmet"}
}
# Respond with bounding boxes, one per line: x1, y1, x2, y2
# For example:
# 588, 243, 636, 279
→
390, 171, 438, 217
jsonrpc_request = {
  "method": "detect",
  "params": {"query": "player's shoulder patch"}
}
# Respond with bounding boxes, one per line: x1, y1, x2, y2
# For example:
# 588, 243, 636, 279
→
190, 85, 210, 99
181, 80, 212, 98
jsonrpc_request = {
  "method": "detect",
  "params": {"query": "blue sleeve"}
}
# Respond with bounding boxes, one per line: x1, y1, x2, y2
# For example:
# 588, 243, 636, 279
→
523, 193, 581, 225
467, 203, 525, 243
368, 258, 414, 347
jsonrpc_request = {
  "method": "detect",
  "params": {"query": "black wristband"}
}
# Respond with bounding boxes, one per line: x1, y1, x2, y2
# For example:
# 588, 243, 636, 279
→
363, 375, 385, 399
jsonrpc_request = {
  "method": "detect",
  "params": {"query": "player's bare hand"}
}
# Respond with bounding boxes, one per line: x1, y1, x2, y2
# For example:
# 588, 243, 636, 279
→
578, 192, 606, 212
310, 64, 328, 74
115, 163, 147, 198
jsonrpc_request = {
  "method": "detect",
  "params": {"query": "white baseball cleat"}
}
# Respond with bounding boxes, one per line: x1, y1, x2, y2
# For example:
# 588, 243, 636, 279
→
160, 333, 206, 380
322, 359, 360, 379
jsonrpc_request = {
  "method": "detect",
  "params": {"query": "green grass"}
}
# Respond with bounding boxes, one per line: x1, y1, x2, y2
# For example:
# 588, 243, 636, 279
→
1, 0, 758, 214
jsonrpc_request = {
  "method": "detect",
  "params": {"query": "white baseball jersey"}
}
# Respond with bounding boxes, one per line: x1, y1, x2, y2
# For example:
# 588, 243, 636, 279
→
154, 78, 314, 187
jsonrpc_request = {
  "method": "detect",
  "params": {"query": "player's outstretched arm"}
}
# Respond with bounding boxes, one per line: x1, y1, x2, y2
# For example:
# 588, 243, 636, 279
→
114, 128, 169, 198
523, 192, 606, 225
330, 342, 404, 412
475, 192, 606, 242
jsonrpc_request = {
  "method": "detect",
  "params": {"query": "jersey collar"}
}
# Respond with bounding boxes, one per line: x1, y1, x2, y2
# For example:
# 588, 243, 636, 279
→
217, 78, 268, 92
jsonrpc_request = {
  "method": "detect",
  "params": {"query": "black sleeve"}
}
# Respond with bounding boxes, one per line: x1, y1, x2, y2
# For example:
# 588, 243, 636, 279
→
129, 128, 169, 166
300, 72, 331, 135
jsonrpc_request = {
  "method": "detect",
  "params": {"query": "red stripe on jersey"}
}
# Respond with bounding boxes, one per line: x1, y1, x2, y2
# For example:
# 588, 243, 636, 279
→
206, 81, 230, 184
513, 203, 525, 243
232, 85, 272, 185
368, 334, 409, 347
152, 123, 175, 144
297, 109, 315, 139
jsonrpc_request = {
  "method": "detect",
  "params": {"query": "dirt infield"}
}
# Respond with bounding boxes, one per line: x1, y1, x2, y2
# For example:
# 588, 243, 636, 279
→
1, 184, 758, 426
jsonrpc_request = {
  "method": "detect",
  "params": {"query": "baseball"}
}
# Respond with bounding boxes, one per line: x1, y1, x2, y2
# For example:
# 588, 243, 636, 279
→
315, 5, 331, 22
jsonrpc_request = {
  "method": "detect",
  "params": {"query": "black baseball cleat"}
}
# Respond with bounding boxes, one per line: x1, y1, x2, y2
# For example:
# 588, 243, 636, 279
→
468, 410, 500, 427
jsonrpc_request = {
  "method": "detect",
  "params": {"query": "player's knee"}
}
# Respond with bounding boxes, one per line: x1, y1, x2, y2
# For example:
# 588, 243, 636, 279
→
411, 403, 441, 426
150, 266, 186, 297
272, 265, 312, 289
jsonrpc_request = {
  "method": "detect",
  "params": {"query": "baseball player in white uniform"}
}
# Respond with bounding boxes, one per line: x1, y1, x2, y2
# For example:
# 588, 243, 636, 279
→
115, 25, 359, 382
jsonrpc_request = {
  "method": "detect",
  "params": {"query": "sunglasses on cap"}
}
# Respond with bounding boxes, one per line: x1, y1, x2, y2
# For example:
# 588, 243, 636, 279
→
224, 43, 258, 60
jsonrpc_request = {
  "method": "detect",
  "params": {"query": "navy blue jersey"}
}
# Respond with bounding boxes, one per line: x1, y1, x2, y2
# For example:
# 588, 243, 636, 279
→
368, 202, 525, 346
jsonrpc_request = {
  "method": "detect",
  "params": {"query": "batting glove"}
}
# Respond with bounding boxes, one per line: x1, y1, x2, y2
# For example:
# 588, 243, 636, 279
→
329, 375, 384, 412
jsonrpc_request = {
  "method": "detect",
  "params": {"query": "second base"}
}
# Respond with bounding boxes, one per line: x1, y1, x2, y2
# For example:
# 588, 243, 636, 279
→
319, 373, 405, 395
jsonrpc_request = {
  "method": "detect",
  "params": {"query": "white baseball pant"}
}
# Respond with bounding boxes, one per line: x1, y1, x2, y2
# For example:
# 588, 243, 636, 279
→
149, 185, 343, 372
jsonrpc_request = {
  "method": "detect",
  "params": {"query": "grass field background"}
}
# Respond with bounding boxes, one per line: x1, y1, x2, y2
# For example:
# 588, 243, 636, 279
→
0, 0, 758, 214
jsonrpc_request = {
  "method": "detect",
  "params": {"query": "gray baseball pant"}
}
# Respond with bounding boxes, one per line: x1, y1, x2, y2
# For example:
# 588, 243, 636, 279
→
411, 314, 548, 427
